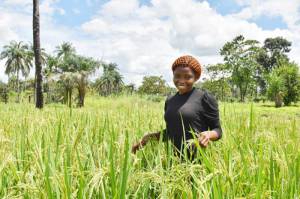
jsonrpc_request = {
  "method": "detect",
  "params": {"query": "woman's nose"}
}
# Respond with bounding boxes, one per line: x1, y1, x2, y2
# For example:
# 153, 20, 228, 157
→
178, 79, 185, 84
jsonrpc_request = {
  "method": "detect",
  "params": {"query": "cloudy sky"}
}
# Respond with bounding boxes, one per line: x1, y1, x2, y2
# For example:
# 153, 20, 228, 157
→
1, 0, 300, 86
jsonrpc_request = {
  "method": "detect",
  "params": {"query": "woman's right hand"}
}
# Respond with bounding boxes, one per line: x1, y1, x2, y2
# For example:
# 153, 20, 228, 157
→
131, 141, 142, 154
131, 132, 161, 154
131, 135, 148, 154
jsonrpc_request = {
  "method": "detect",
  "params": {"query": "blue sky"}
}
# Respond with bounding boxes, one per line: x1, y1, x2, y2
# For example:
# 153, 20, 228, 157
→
0, 0, 299, 85
52, 0, 288, 30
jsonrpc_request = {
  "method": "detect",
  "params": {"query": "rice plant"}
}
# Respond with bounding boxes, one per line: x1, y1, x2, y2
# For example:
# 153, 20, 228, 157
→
0, 95, 299, 198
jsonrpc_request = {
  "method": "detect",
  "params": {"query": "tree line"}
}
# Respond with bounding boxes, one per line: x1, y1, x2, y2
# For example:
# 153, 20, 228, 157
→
200, 35, 300, 107
1, 35, 300, 108
0, 41, 128, 107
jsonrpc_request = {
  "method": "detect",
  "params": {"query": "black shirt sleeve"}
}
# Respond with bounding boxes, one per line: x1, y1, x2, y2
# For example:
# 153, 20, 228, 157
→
202, 91, 223, 139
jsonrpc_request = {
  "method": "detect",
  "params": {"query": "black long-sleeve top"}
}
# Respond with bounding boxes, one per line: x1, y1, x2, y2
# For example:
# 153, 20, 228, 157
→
162, 87, 222, 151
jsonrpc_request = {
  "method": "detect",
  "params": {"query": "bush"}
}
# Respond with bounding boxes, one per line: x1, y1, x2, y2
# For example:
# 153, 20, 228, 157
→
0, 83, 9, 103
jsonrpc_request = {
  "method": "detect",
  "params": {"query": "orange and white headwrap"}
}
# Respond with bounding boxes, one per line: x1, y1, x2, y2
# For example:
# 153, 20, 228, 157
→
172, 55, 202, 80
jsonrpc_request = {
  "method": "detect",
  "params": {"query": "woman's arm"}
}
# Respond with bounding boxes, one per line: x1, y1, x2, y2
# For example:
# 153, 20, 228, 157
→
131, 131, 162, 154
198, 91, 223, 147
132, 96, 170, 154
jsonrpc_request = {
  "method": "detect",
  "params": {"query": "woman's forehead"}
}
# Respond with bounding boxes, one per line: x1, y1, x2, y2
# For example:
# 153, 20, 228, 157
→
173, 66, 194, 73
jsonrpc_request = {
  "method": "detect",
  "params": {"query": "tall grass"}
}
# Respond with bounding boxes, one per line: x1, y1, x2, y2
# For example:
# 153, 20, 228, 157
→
0, 95, 299, 198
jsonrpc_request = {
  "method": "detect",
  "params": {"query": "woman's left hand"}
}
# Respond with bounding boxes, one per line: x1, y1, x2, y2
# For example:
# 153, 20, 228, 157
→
198, 131, 211, 147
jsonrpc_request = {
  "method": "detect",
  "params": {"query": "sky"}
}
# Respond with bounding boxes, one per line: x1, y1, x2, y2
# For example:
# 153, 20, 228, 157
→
1, 0, 300, 86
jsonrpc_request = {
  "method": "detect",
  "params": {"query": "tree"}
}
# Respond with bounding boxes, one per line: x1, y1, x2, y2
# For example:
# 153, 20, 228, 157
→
277, 62, 300, 106
260, 37, 292, 71
267, 61, 300, 107
95, 63, 123, 96
55, 42, 76, 62
49, 46, 101, 107
198, 78, 231, 101
58, 72, 75, 108
220, 35, 260, 102
256, 37, 292, 95
123, 83, 136, 95
267, 71, 284, 107
33, 0, 43, 108
138, 75, 168, 95
201, 63, 231, 101
73, 56, 101, 107
0, 41, 32, 102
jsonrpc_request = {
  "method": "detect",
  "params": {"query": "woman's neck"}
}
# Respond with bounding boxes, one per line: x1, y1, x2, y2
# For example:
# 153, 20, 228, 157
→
178, 87, 194, 95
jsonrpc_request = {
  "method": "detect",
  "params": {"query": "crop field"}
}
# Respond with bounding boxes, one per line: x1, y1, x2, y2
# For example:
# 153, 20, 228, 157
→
0, 96, 299, 198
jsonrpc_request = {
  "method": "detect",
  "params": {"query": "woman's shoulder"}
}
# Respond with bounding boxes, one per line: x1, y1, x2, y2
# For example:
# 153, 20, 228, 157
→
198, 89, 218, 109
193, 88, 217, 105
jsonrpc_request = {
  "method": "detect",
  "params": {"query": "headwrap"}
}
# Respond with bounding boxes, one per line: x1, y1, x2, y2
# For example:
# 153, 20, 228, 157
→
172, 55, 202, 80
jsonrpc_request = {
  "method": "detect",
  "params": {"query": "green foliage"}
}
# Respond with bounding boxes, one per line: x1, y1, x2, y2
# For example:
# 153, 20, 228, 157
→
122, 83, 136, 95
44, 42, 101, 107
267, 62, 300, 107
220, 35, 261, 102
257, 37, 292, 72
0, 82, 9, 103
0, 36, 297, 105
200, 63, 231, 101
0, 41, 33, 102
267, 70, 285, 107
94, 63, 124, 96
0, 41, 32, 77
255, 37, 292, 95
277, 62, 300, 105
198, 79, 231, 101
138, 75, 168, 95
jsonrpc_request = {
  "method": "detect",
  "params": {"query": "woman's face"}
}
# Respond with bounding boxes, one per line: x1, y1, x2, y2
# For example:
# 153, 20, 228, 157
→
173, 66, 196, 94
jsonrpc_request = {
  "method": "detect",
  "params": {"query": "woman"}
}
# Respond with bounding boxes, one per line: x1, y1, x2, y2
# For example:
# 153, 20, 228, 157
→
131, 55, 223, 160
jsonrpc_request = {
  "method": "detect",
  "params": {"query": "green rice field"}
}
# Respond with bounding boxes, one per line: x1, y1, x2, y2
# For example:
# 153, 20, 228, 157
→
0, 95, 299, 198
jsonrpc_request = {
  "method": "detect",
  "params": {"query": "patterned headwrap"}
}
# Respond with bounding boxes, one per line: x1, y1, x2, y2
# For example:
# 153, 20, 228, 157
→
172, 55, 202, 80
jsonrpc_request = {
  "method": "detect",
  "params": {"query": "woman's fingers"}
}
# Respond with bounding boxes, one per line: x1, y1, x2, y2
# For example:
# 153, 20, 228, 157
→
202, 138, 209, 147
131, 143, 140, 154
199, 136, 209, 147
131, 145, 136, 154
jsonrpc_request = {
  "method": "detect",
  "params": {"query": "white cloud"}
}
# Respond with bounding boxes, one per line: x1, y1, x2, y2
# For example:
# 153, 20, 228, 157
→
40, 0, 65, 16
231, 0, 300, 65
2, 0, 32, 8
100, 0, 139, 17
1, 0, 300, 86
80, 0, 300, 85
233, 0, 300, 28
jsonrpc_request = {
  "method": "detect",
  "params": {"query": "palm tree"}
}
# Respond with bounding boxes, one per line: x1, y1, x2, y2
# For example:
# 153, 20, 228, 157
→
43, 55, 62, 103
54, 42, 78, 73
0, 40, 32, 102
73, 56, 101, 107
49, 53, 100, 107
57, 72, 76, 108
33, 0, 43, 108
95, 63, 124, 96
55, 42, 76, 60
27, 43, 48, 103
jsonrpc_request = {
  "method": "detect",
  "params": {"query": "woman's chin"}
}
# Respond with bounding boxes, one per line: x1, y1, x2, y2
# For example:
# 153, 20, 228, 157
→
177, 88, 187, 93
